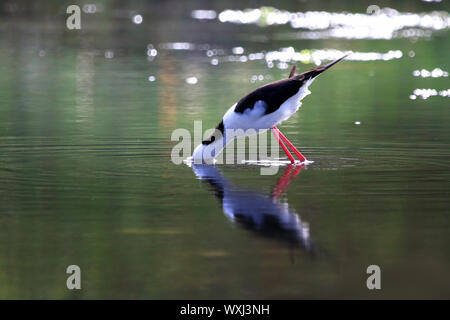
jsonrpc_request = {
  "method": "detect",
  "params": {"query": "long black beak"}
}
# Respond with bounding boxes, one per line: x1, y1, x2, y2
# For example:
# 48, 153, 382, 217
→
303, 52, 351, 79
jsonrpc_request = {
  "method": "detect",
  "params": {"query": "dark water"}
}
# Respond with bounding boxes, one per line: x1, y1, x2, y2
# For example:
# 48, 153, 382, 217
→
0, 1, 449, 299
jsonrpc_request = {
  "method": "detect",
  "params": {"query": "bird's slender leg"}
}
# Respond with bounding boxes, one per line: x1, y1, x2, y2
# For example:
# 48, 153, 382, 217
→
271, 128, 295, 164
273, 126, 307, 162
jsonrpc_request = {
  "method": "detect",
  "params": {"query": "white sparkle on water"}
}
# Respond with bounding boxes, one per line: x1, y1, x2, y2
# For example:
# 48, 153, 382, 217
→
160, 42, 195, 50
133, 14, 143, 24
147, 49, 157, 57
105, 50, 114, 59
232, 46, 244, 54
250, 75, 266, 83
190, 46, 404, 70
203, 7, 450, 40
412, 88, 450, 99
191, 10, 217, 20
412, 68, 448, 78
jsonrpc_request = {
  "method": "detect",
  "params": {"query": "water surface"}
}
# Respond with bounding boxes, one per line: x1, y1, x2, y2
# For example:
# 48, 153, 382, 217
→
0, 0, 449, 299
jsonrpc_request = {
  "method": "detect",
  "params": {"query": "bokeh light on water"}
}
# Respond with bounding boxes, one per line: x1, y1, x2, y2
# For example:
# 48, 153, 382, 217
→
0, 0, 449, 299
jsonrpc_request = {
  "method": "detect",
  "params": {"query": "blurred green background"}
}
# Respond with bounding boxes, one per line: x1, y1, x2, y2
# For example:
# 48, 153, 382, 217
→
0, 0, 449, 299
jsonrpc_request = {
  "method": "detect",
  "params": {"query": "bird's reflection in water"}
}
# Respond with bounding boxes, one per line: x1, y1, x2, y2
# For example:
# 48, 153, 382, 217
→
191, 164, 317, 259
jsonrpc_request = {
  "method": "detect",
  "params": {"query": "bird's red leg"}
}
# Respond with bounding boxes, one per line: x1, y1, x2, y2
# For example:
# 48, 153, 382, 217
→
271, 128, 295, 163
272, 165, 294, 198
273, 126, 307, 162
291, 163, 304, 177
272, 164, 305, 198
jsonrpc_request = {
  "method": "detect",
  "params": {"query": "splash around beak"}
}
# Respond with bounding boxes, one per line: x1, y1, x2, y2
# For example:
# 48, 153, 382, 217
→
302, 52, 352, 80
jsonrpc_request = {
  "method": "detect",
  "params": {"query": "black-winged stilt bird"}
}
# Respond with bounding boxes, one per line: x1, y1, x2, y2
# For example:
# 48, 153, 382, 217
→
192, 53, 350, 163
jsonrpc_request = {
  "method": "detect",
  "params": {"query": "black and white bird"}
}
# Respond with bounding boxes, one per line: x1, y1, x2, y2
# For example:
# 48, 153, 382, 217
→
192, 53, 350, 163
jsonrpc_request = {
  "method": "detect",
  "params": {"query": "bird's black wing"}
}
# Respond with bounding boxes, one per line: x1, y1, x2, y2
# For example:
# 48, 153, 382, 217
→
234, 78, 303, 115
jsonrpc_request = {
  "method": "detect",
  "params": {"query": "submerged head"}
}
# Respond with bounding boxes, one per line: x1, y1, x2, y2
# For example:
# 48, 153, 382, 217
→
191, 142, 220, 163
191, 121, 227, 163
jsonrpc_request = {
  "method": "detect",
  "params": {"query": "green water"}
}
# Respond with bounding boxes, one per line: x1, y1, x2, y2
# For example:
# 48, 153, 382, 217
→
0, 0, 449, 299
